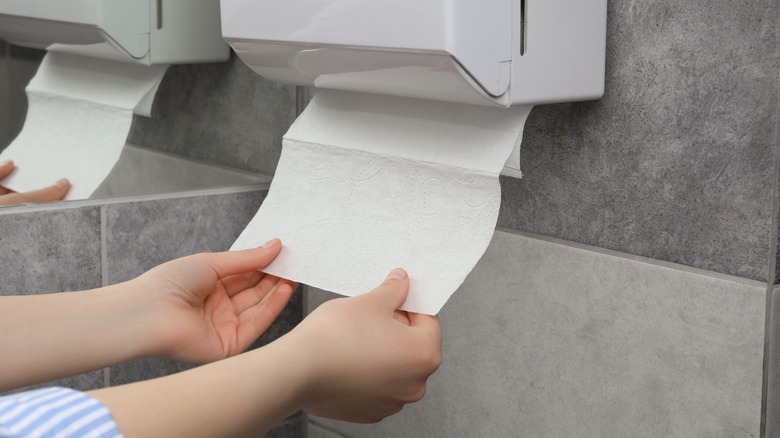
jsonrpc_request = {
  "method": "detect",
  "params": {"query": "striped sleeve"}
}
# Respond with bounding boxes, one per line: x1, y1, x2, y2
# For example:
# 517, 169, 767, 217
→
0, 387, 122, 438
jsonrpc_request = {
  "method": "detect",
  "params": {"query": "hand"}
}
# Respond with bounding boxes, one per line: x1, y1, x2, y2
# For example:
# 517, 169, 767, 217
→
133, 238, 297, 364
290, 268, 442, 423
0, 160, 70, 205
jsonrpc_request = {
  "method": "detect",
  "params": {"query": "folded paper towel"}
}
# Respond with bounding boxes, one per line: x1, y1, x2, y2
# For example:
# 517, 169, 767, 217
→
232, 90, 532, 314
0, 44, 167, 200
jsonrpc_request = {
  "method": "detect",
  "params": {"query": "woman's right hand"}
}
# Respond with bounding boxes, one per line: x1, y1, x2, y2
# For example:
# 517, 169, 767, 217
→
289, 268, 442, 423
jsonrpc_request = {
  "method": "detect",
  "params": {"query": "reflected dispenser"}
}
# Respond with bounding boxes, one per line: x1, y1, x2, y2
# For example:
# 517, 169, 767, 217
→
0, 0, 229, 64
0, 0, 231, 200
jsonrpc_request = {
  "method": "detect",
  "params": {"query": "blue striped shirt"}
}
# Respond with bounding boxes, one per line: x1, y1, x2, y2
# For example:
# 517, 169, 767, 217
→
0, 387, 122, 438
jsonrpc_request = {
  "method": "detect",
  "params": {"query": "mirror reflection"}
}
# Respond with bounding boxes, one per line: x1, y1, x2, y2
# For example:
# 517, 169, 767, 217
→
0, 39, 300, 206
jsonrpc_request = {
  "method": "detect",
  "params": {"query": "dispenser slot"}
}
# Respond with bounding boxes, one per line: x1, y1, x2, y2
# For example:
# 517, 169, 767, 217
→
156, 0, 163, 30
520, 0, 527, 56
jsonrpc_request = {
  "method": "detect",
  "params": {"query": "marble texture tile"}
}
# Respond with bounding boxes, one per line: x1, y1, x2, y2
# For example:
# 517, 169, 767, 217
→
127, 54, 297, 177
0, 206, 102, 294
499, 0, 779, 281
308, 230, 765, 437
104, 190, 266, 284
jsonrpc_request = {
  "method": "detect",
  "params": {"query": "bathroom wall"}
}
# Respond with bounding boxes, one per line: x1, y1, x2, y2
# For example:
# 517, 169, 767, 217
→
1, 0, 778, 435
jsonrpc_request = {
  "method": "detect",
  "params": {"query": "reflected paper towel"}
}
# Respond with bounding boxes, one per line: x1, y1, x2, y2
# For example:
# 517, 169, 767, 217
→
0, 44, 167, 200
232, 91, 532, 314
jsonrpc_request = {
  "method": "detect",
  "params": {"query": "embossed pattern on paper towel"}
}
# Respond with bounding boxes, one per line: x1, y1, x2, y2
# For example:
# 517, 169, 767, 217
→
232, 139, 501, 315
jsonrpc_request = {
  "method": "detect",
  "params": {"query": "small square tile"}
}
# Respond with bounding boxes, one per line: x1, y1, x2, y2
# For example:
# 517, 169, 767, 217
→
104, 190, 266, 284
0, 206, 102, 294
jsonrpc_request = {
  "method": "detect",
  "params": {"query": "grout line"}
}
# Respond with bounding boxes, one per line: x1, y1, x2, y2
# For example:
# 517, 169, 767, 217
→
100, 205, 110, 388
497, 227, 767, 289
100, 205, 108, 288
759, 74, 780, 438
0, 184, 271, 216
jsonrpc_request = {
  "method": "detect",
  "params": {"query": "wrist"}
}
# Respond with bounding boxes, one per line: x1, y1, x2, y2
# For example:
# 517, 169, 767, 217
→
98, 280, 171, 361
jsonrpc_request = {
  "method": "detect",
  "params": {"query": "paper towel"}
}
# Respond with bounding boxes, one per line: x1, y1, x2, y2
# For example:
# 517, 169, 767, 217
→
232, 90, 532, 315
0, 44, 168, 200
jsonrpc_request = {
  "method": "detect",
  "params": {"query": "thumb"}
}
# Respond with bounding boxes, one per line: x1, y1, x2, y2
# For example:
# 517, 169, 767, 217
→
365, 268, 409, 310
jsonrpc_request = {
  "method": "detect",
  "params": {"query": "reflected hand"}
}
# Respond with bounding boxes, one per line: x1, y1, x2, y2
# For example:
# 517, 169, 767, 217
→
0, 160, 70, 206
134, 239, 296, 364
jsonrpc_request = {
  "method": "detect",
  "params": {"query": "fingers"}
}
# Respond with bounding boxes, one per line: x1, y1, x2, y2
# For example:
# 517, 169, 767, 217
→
204, 239, 282, 278
235, 280, 296, 349
0, 160, 14, 181
220, 270, 265, 297
365, 268, 409, 310
229, 273, 291, 314
409, 313, 442, 342
0, 179, 70, 206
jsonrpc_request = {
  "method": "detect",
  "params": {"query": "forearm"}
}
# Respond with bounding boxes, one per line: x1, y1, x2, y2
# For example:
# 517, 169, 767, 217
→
0, 282, 163, 391
89, 338, 310, 437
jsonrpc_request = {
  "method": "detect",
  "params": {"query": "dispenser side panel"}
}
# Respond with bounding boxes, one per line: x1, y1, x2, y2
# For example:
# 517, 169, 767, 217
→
510, 0, 607, 104
148, 0, 230, 64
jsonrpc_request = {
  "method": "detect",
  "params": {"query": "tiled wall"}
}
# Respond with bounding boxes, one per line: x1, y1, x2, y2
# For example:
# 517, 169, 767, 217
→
308, 230, 767, 437
0, 188, 304, 436
499, 0, 779, 282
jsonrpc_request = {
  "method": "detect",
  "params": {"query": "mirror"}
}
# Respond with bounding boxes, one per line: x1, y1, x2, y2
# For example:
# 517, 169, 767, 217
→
0, 39, 305, 205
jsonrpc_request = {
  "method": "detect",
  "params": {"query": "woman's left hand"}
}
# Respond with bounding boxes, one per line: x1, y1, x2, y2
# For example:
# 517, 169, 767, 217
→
135, 238, 296, 364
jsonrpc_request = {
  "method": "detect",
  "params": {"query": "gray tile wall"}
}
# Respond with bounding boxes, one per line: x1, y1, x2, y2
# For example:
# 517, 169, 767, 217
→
499, 0, 779, 282
308, 230, 767, 437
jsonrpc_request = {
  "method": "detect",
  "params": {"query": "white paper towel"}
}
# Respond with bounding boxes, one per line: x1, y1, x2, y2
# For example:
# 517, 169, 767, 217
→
0, 44, 168, 200
232, 90, 532, 314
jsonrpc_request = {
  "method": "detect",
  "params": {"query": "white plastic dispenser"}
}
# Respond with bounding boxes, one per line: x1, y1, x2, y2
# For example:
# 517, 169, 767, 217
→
221, 0, 607, 107
222, 1, 610, 314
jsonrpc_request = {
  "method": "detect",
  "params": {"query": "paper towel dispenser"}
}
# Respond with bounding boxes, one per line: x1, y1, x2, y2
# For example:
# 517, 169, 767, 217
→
0, 0, 229, 64
221, 0, 607, 107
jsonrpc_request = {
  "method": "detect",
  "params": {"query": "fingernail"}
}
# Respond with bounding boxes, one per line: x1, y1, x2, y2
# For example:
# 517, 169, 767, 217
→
0, 160, 11, 168
54, 178, 70, 189
385, 268, 407, 281
261, 238, 281, 248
